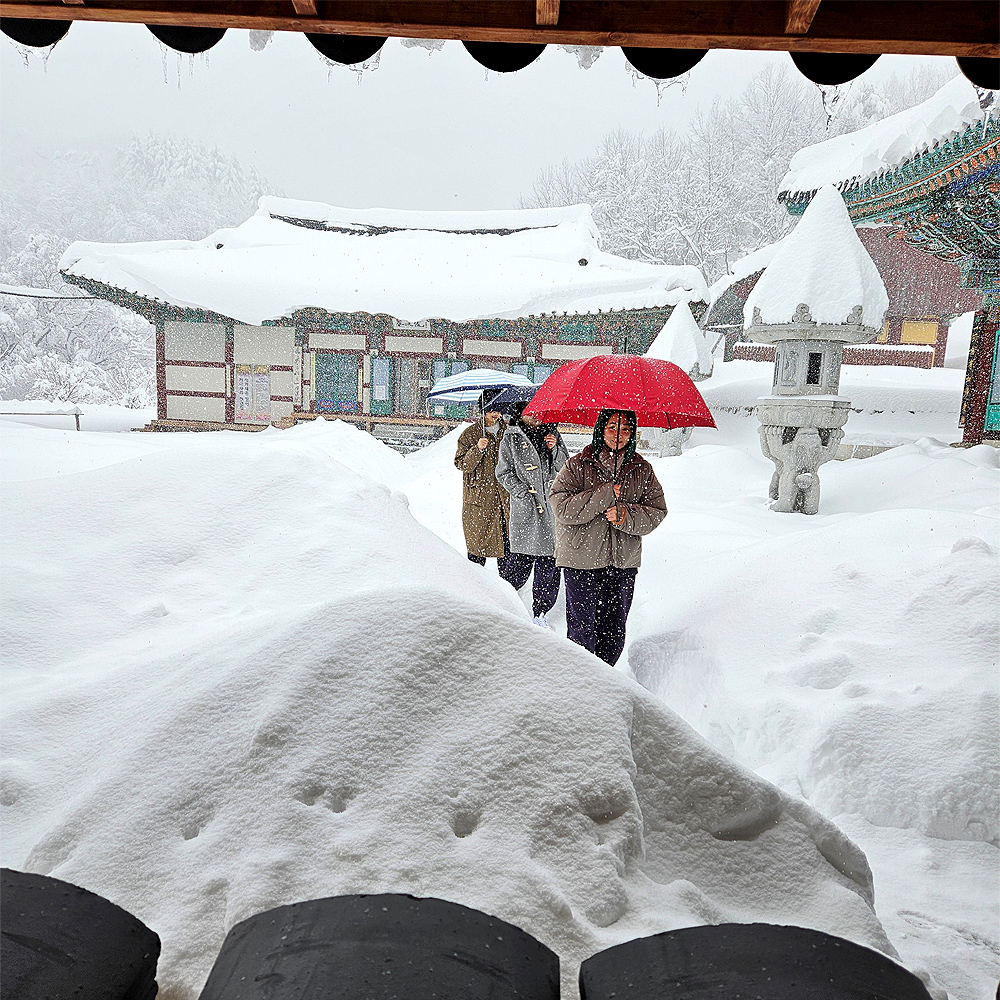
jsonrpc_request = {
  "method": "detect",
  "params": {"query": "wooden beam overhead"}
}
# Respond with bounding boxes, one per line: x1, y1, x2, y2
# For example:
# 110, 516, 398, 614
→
0, 1, 995, 58
290, 0, 316, 14
536, 0, 559, 27
785, 0, 822, 34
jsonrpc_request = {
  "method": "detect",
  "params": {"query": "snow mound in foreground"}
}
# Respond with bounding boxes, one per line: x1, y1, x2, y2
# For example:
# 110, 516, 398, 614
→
1, 422, 894, 999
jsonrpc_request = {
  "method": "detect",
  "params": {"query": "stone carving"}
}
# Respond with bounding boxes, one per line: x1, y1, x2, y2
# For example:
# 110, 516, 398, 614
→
759, 423, 844, 514
645, 426, 693, 457
792, 302, 814, 325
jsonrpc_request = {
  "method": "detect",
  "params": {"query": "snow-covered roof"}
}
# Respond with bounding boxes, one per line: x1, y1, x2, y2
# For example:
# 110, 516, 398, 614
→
60, 199, 708, 325
744, 186, 888, 330
259, 197, 598, 235
645, 300, 713, 376
779, 76, 983, 198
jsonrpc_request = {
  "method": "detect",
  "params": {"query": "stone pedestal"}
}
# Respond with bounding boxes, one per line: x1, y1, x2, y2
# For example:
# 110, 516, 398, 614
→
644, 426, 693, 457
757, 396, 851, 514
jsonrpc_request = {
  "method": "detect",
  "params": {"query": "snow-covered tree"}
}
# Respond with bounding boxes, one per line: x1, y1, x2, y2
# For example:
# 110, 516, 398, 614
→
1, 134, 275, 405
523, 63, 957, 283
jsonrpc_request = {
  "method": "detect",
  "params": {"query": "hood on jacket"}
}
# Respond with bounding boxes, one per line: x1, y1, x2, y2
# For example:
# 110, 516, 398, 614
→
592, 409, 638, 466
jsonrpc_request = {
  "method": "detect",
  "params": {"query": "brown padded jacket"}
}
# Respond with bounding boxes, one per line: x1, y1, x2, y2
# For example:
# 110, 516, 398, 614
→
551, 445, 667, 570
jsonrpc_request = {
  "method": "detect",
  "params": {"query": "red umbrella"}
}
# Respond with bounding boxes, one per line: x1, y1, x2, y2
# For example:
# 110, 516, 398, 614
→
522, 354, 716, 429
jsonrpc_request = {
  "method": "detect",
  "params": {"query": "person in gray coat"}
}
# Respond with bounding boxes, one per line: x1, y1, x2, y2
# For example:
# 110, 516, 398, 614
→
495, 403, 570, 628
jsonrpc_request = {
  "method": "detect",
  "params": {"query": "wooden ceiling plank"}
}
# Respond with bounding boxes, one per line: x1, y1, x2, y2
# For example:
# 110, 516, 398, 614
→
536, 0, 559, 27
0, 1, 995, 58
290, 0, 316, 14
785, 0, 822, 34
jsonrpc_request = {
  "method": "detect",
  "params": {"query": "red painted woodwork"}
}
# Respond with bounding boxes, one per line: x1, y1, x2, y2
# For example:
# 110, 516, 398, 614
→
961, 302, 999, 444
857, 228, 982, 365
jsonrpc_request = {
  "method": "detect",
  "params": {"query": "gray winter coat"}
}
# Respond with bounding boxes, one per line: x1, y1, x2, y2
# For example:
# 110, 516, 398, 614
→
495, 425, 569, 557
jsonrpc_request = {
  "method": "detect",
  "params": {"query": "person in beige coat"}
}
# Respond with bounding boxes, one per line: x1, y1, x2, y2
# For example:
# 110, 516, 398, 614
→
550, 409, 667, 665
454, 394, 513, 579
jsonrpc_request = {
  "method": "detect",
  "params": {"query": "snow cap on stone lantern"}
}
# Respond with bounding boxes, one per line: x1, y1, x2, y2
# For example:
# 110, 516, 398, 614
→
743, 184, 888, 335
645, 299, 713, 379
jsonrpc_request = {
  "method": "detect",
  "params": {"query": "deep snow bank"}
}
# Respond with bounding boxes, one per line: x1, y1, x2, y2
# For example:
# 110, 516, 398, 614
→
0, 419, 895, 1000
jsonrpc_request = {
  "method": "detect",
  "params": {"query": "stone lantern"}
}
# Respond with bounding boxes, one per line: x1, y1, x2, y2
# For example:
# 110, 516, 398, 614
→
744, 186, 888, 514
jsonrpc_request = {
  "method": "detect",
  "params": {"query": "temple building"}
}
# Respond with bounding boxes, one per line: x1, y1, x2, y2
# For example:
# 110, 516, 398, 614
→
59, 200, 708, 438
777, 75, 999, 444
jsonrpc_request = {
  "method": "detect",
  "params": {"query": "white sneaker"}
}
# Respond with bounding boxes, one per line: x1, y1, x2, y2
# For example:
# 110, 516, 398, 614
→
533, 613, 553, 629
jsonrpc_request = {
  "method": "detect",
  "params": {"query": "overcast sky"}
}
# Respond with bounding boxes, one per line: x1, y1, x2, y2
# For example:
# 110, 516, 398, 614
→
1, 21, 952, 211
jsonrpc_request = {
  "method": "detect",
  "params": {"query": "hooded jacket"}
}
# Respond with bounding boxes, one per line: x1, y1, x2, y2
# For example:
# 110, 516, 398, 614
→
454, 420, 510, 558
550, 445, 667, 570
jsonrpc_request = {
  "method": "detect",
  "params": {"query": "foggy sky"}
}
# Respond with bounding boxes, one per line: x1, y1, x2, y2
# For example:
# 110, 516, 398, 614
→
1, 20, 951, 211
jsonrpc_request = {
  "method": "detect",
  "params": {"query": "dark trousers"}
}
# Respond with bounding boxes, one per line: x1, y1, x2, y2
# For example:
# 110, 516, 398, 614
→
563, 566, 638, 667
503, 553, 562, 617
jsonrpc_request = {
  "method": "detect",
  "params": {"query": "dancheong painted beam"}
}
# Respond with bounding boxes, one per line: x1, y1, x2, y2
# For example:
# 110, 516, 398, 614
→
0, 1, 996, 57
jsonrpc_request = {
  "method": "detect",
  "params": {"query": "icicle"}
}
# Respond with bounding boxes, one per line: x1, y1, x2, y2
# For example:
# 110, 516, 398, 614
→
317, 47, 382, 84
815, 81, 854, 130
8, 39, 59, 70
400, 37, 445, 56
975, 86, 995, 133
624, 63, 689, 106
249, 29, 274, 52
160, 40, 169, 85
558, 44, 601, 70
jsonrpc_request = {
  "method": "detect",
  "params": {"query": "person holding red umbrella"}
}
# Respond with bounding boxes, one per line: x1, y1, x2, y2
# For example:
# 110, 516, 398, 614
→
524, 352, 714, 666
549, 408, 667, 666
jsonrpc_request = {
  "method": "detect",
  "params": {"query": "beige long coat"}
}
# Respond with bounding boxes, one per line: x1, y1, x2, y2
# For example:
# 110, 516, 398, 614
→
454, 421, 511, 558
551, 445, 667, 569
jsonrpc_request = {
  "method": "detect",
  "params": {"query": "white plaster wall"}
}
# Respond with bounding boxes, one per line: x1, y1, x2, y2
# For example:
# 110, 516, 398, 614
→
541, 343, 613, 360
269, 370, 294, 398
165, 366, 225, 393
385, 336, 444, 354
270, 400, 294, 420
462, 339, 524, 358
166, 395, 226, 422
234, 326, 295, 366
164, 322, 225, 362
309, 332, 366, 351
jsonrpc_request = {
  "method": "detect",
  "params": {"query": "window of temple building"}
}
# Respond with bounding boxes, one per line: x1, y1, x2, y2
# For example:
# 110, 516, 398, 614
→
900, 320, 938, 345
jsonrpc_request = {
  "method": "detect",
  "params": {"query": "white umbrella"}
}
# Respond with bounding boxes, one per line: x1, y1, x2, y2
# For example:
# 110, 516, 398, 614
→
427, 368, 533, 404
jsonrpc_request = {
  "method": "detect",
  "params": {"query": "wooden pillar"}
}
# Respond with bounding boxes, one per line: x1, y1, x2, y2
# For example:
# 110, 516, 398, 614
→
224, 323, 235, 424
155, 318, 167, 420
932, 319, 948, 367
961, 293, 999, 445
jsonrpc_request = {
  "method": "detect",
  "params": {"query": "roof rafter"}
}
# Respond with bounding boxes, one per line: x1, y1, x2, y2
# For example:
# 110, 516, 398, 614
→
0, 1, 995, 57
536, 0, 559, 28
785, 0, 822, 35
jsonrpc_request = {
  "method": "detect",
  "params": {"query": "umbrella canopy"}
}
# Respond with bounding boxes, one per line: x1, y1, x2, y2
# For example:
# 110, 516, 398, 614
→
523, 354, 716, 429
426, 368, 533, 404
482, 384, 539, 415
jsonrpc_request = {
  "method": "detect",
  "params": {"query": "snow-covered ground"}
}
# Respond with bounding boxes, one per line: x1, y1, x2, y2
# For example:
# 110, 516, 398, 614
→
1, 363, 997, 999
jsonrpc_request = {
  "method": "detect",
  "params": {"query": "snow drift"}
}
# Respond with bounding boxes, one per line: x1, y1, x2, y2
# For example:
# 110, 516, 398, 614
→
1, 418, 894, 1000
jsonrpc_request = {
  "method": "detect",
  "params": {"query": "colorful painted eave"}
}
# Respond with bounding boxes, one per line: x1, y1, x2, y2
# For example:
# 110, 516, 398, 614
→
780, 115, 1000, 226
